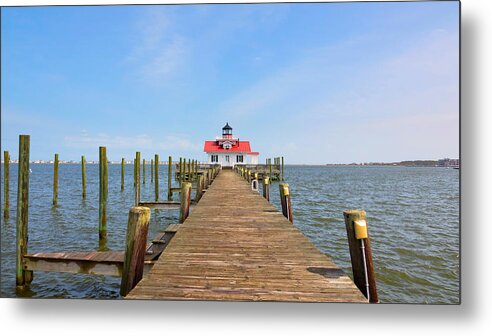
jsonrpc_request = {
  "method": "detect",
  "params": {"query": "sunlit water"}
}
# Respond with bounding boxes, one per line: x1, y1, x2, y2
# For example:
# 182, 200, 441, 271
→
1, 164, 459, 303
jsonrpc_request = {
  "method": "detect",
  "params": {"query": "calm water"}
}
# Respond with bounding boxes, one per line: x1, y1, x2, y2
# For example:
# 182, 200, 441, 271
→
0, 164, 459, 303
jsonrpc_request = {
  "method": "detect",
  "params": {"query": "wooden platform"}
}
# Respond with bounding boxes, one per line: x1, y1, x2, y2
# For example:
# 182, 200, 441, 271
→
127, 170, 366, 302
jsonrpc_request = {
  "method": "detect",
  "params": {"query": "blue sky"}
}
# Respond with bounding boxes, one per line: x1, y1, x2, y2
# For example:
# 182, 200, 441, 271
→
1, 1, 459, 163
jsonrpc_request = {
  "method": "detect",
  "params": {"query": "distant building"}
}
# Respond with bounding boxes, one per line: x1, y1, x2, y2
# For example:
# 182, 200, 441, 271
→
437, 158, 460, 167
204, 123, 259, 167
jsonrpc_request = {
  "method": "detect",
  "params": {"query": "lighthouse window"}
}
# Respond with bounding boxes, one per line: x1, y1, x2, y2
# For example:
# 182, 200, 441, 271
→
236, 155, 243, 163
211, 155, 218, 163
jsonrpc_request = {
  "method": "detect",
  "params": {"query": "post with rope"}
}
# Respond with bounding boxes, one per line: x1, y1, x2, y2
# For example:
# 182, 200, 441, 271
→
343, 209, 378, 303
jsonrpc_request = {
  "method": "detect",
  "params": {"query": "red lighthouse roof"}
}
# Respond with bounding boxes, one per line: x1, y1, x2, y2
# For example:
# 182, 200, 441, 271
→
204, 140, 252, 153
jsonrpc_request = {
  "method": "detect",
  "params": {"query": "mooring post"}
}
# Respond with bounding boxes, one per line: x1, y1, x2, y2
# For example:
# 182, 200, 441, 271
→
343, 210, 378, 303
53, 153, 59, 206
179, 182, 192, 223
151, 159, 154, 183
120, 206, 151, 297
187, 159, 191, 182
4, 150, 9, 219
262, 176, 270, 202
16, 135, 33, 287
179, 157, 183, 184
195, 175, 204, 202
142, 159, 146, 185
168, 156, 172, 201
154, 154, 159, 201
279, 183, 293, 222
99, 146, 108, 240
121, 158, 125, 191
81, 155, 87, 199
135, 152, 141, 206
269, 158, 272, 180
192, 159, 195, 181
281, 156, 284, 181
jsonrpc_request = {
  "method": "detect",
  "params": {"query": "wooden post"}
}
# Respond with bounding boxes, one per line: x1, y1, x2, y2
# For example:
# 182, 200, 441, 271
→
154, 154, 159, 201
52, 153, 59, 206
99, 147, 108, 240
120, 206, 151, 297
343, 210, 378, 303
135, 152, 140, 206
187, 159, 191, 182
262, 176, 270, 202
195, 175, 204, 202
16, 135, 32, 287
281, 156, 284, 181
142, 159, 146, 185
81, 155, 87, 199
121, 158, 125, 191
168, 156, 172, 201
279, 183, 293, 222
179, 182, 192, 223
151, 159, 154, 183
269, 158, 272, 180
191, 159, 195, 181
3, 150, 9, 219
179, 157, 183, 184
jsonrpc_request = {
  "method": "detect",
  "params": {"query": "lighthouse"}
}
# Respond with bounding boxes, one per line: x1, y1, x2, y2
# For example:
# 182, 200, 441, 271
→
203, 123, 259, 167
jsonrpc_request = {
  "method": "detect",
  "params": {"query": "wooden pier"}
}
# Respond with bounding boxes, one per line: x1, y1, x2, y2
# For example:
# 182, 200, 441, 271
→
10, 135, 376, 302
126, 170, 367, 302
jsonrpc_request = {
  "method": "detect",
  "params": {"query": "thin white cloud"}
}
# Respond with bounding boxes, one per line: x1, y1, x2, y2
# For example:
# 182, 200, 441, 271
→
125, 8, 189, 85
64, 132, 201, 151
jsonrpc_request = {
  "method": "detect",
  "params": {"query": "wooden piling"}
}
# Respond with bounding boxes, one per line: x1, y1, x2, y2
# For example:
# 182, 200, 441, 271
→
81, 155, 87, 199
195, 175, 204, 202
168, 156, 172, 201
262, 176, 270, 202
151, 159, 154, 183
179, 182, 192, 223
135, 152, 140, 206
120, 206, 151, 296
121, 158, 125, 191
269, 158, 272, 180
99, 147, 108, 241
52, 154, 59, 206
142, 159, 146, 185
179, 157, 183, 184
3, 150, 9, 219
154, 154, 159, 201
281, 156, 284, 181
343, 210, 378, 303
279, 183, 293, 222
187, 159, 191, 182
16, 135, 32, 287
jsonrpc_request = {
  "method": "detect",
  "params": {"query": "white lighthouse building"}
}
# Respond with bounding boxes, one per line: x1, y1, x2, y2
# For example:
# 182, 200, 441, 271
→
204, 123, 259, 167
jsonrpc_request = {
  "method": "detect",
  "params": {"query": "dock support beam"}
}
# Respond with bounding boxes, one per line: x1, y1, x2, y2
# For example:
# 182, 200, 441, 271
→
120, 206, 151, 297
343, 210, 378, 303
3, 150, 9, 219
53, 153, 59, 206
99, 147, 108, 241
179, 182, 192, 223
16, 135, 32, 287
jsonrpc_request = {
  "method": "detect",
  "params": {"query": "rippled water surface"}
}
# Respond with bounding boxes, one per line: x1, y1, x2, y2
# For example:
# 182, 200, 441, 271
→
1, 164, 459, 303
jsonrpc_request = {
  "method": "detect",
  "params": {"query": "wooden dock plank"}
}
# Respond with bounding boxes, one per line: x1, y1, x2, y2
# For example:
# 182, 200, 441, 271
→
127, 170, 366, 302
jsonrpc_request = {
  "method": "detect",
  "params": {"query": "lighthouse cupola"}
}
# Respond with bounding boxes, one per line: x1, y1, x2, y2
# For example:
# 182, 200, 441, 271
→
222, 122, 233, 139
